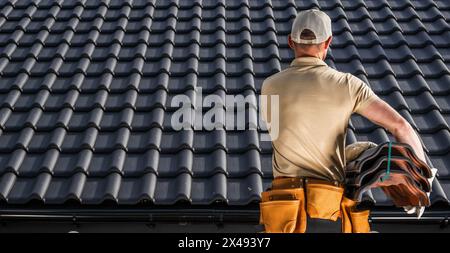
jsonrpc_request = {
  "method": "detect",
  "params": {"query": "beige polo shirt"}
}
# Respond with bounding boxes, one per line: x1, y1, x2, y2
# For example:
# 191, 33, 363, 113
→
261, 56, 378, 183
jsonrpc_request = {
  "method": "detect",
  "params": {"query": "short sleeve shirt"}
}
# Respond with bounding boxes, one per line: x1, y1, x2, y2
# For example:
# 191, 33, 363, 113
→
347, 73, 378, 114
260, 56, 378, 182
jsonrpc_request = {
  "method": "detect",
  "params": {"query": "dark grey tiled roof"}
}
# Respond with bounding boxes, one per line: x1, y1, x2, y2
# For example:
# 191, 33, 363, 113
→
0, 0, 449, 213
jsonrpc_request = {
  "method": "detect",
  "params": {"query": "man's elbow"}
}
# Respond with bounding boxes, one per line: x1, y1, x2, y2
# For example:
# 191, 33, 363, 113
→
391, 118, 413, 137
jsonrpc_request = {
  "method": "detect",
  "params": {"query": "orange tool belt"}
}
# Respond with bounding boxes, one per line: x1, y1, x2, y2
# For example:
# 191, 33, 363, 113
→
259, 177, 370, 233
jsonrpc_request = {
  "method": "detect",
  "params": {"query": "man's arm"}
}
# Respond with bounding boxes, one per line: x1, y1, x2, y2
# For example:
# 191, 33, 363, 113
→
357, 97, 426, 163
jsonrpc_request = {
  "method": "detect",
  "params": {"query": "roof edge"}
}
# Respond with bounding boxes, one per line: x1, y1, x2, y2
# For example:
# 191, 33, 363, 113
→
1, 208, 449, 224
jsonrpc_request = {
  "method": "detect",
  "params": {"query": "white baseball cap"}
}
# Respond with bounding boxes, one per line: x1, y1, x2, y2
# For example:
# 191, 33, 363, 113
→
291, 9, 332, 44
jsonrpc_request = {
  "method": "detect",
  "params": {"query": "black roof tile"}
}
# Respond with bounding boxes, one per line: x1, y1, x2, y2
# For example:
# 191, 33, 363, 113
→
420, 130, 450, 155
404, 91, 440, 113
411, 110, 449, 133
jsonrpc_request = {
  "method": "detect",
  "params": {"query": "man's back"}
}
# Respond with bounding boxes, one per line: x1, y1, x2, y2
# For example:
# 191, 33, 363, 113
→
258, 7, 428, 233
261, 56, 377, 182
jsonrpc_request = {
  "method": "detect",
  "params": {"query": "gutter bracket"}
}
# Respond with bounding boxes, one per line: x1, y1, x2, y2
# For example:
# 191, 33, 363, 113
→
146, 214, 155, 229
0, 216, 5, 227
440, 216, 449, 229
216, 213, 224, 229
72, 214, 80, 228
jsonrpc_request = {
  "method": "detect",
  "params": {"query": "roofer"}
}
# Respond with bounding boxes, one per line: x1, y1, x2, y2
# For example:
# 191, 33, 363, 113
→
259, 9, 427, 233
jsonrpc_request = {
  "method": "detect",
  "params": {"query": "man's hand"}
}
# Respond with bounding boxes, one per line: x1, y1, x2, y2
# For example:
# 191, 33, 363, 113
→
357, 97, 427, 163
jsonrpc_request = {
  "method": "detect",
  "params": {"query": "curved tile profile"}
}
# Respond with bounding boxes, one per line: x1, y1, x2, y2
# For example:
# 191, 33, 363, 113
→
227, 173, 263, 205
429, 155, 450, 178
226, 149, 263, 177
44, 172, 87, 204
79, 172, 122, 204
404, 91, 440, 113
153, 172, 192, 205
411, 109, 449, 133
86, 149, 127, 176
192, 149, 227, 176
14, 149, 59, 176
0, 172, 17, 201
131, 108, 164, 130
420, 130, 450, 155
429, 178, 449, 205
4, 172, 52, 204
355, 128, 392, 144
190, 173, 228, 204
350, 114, 378, 133
52, 149, 93, 176
127, 127, 162, 152
193, 129, 226, 152
0, 0, 448, 213
157, 149, 194, 177
117, 172, 157, 204
397, 75, 430, 95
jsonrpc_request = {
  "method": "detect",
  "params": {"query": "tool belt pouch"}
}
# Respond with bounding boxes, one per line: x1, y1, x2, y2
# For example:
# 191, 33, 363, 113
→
349, 210, 371, 233
306, 183, 344, 221
259, 188, 306, 233
340, 197, 371, 233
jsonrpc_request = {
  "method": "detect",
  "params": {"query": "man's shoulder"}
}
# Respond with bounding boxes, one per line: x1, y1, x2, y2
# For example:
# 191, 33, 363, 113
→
322, 66, 362, 86
261, 68, 292, 91
323, 65, 352, 79
261, 65, 360, 92
264, 68, 291, 82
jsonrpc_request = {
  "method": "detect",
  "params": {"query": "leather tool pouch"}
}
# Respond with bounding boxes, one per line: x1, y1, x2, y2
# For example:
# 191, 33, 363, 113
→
260, 187, 306, 233
340, 196, 371, 233
305, 182, 344, 221
349, 210, 371, 233
260, 178, 370, 233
